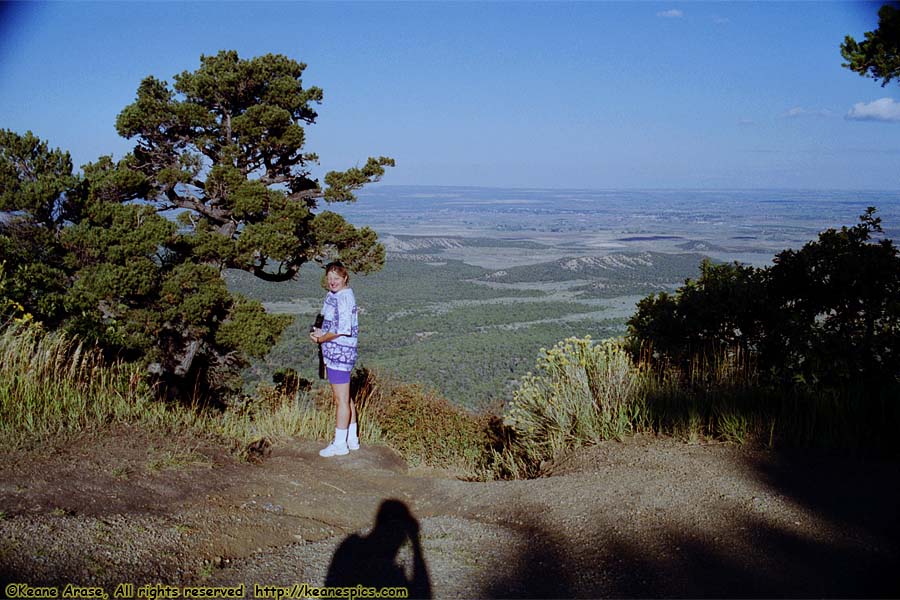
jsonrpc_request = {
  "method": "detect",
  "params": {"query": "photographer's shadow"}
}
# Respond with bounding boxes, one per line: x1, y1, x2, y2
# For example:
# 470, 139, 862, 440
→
325, 499, 432, 599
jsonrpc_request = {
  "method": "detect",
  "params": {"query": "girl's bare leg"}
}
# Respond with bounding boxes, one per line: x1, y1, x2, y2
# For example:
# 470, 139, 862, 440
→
333, 382, 352, 429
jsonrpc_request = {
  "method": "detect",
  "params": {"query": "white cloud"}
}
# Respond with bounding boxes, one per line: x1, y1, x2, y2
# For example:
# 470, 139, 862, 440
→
656, 9, 684, 18
784, 107, 834, 118
846, 98, 900, 123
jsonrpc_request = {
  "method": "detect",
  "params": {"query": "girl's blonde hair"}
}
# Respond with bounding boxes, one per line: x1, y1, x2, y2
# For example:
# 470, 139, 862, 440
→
325, 261, 350, 284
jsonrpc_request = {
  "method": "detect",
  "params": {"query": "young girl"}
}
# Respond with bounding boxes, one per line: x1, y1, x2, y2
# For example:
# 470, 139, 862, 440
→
310, 262, 360, 457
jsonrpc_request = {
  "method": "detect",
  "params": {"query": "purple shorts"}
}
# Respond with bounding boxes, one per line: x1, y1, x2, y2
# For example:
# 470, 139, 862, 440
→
326, 367, 351, 384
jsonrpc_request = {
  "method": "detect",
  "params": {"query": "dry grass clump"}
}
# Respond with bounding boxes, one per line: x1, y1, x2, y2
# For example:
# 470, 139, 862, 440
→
215, 383, 335, 453
352, 367, 497, 479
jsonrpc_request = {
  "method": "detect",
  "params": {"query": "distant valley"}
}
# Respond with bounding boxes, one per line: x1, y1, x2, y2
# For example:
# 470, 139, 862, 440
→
231, 186, 900, 409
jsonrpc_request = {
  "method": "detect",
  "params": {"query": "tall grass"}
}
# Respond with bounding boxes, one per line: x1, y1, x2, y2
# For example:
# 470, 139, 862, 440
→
215, 378, 386, 451
0, 323, 493, 475
498, 337, 900, 478
639, 348, 761, 444
0, 323, 358, 454
640, 347, 900, 453
0, 323, 179, 445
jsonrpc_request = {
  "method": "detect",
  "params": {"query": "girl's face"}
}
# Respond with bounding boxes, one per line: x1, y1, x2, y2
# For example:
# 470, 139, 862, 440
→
326, 270, 348, 292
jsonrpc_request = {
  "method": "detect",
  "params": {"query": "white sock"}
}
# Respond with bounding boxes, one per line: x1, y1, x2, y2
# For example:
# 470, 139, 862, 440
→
348, 422, 358, 441
334, 428, 348, 445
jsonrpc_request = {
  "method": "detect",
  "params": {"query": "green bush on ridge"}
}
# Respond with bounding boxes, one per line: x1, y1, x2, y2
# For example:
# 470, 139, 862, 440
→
502, 337, 647, 477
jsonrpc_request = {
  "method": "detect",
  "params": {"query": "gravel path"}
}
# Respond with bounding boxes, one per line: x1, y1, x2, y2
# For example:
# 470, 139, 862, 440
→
1, 433, 898, 598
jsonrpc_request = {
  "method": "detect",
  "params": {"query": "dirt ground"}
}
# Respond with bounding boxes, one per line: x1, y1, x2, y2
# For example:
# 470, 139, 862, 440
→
1, 426, 898, 599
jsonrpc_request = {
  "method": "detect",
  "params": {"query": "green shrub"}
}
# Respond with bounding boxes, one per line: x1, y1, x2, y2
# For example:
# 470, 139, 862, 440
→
502, 337, 647, 475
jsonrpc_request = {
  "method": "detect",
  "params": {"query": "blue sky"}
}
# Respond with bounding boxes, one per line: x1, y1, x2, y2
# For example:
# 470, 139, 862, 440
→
1, 1, 897, 190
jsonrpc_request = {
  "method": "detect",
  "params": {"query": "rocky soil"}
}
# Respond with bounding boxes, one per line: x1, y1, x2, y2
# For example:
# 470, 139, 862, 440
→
1, 427, 898, 599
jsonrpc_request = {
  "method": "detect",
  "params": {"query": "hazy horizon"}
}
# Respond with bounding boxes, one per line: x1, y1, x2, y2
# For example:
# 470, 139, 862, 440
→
2, 1, 898, 191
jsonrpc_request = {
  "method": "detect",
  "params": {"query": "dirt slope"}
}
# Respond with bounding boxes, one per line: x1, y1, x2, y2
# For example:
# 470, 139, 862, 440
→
1, 428, 898, 598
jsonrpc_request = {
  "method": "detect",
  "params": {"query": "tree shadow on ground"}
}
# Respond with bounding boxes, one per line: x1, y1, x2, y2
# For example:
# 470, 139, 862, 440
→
739, 447, 900, 596
599, 514, 899, 598
325, 498, 432, 599
483, 519, 575, 598
743, 447, 900, 549
480, 451, 900, 599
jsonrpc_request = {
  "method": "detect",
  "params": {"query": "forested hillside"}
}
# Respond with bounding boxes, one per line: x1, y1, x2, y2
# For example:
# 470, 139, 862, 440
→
228, 240, 706, 409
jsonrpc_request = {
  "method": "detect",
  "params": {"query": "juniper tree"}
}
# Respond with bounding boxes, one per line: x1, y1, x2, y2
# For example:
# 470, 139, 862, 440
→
0, 130, 81, 327
115, 50, 392, 281
841, 3, 900, 87
0, 51, 393, 399
767, 208, 900, 385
